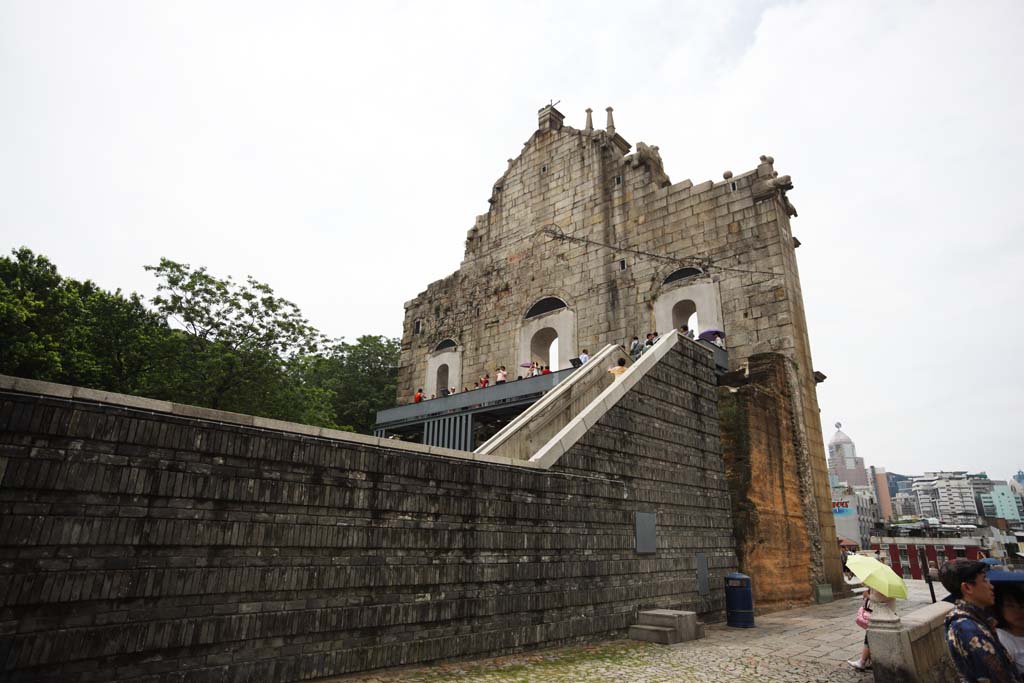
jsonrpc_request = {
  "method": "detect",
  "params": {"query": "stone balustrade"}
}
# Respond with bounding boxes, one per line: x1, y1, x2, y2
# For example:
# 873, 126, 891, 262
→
868, 592, 957, 683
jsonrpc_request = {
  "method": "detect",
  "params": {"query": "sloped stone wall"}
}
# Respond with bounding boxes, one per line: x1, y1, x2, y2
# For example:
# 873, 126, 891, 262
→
0, 347, 735, 682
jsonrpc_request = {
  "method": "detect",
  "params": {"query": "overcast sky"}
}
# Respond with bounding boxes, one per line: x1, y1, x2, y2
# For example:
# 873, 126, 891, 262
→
2, 1, 1021, 481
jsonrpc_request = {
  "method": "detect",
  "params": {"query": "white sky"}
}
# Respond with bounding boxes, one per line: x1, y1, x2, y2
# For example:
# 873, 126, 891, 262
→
2, 1, 1022, 481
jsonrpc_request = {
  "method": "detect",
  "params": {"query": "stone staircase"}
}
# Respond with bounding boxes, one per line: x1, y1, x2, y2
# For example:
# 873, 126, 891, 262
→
628, 609, 705, 645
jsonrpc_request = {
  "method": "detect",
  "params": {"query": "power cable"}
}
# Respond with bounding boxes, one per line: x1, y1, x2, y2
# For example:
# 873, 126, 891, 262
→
541, 226, 780, 277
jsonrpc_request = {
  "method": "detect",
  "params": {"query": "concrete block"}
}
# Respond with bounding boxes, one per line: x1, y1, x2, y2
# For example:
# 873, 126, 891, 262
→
628, 624, 680, 644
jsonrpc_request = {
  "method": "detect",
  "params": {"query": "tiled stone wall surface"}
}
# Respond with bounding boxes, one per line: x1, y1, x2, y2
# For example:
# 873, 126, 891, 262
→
395, 107, 841, 594
718, 354, 815, 612
0, 343, 735, 682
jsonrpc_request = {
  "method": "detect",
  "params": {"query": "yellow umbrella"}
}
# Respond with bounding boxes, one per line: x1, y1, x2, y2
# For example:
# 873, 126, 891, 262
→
846, 554, 908, 599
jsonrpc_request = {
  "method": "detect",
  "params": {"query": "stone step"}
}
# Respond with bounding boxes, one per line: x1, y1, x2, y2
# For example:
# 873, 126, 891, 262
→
638, 609, 691, 629
637, 609, 703, 642
628, 624, 681, 644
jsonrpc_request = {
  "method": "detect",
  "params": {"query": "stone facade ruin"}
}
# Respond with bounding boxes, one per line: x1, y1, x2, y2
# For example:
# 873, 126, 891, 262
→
397, 105, 845, 600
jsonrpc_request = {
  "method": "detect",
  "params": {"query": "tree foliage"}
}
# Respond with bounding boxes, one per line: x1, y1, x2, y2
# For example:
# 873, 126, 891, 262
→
0, 248, 398, 433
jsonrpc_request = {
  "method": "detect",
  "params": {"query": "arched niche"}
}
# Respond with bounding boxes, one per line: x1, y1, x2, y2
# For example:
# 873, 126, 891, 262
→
671, 299, 699, 334
654, 280, 723, 339
518, 299, 576, 371
425, 340, 462, 397
435, 364, 449, 396
529, 326, 559, 369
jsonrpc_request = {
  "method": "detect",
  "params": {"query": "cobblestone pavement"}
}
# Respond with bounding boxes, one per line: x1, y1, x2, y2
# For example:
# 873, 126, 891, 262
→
334, 580, 947, 683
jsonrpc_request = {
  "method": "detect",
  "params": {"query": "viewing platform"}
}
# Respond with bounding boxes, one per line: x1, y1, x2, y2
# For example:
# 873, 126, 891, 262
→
375, 339, 727, 452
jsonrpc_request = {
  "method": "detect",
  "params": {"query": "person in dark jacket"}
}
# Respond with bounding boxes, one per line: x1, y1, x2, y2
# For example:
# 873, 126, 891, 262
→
940, 559, 1022, 682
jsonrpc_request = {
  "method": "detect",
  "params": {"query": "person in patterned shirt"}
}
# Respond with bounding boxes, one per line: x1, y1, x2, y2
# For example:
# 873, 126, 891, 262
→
940, 559, 1022, 682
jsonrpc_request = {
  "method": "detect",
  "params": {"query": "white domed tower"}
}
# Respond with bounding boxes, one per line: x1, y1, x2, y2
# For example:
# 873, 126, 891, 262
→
828, 422, 869, 487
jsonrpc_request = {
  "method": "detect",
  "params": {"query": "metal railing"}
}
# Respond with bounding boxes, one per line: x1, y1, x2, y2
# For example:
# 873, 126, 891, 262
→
375, 367, 576, 428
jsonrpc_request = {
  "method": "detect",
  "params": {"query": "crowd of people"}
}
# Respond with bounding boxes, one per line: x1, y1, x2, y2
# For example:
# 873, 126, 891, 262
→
843, 551, 1024, 680
940, 559, 1024, 681
411, 356, 576, 403
412, 325, 728, 403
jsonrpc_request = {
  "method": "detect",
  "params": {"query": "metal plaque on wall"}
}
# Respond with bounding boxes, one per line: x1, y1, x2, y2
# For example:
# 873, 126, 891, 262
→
635, 511, 656, 554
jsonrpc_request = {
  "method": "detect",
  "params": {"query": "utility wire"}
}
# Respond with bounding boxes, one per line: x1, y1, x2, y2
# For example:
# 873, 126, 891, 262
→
542, 226, 780, 277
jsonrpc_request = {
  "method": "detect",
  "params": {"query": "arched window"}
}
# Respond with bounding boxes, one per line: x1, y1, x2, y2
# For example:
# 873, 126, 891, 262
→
434, 339, 457, 352
672, 299, 699, 335
524, 297, 567, 319
663, 267, 703, 286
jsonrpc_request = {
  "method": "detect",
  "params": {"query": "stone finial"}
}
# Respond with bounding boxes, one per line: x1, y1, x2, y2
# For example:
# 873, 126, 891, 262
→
584, 108, 593, 133
605, 107, 615, 136
866, 589, 902, 630
723, 171, 733, 180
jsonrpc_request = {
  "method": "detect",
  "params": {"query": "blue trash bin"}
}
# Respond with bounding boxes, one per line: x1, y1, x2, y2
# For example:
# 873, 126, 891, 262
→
725, 572, 755, 628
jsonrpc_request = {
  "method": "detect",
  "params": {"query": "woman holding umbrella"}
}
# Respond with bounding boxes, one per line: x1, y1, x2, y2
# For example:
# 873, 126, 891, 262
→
845, 554, 908, 671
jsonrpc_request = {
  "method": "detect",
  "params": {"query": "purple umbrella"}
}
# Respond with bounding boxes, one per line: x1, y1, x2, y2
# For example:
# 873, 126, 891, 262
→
698, 329, 726, 342
520, 362, 534, 368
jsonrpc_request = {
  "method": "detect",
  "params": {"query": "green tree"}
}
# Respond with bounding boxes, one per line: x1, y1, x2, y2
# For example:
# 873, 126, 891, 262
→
1, 249, 396, 433
300, 335, 399, 433
143, 258, 333, 422
0, 248, 169, 391
0, 247, 82, 380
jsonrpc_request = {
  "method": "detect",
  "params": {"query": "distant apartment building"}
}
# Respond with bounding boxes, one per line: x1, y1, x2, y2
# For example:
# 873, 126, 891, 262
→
892, 491, 920, 518
871, 465, 893, 521
982, 482, 1021, 522
833, 485, 880, 549
828, 423, 869, 487
1010, 479, 1024, 519
912, 472, 978, 524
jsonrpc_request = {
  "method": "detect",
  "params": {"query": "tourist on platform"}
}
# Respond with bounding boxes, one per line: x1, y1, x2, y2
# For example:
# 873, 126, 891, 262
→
941, 559, 1021, 682
449, 386, 457, 395
473, 382, 479, 390
629, 336, 642, 360
840, 544, 851, 577
495, 366, 507, 384
578, 349, 590, 364
680, 324, 695, 340
480, 373, 489, 388
413, 388, 423, 403
608, 358, 627, 379
642, 333, 654, 353
530, 362, 541, 377
541, 365, 551, 375
996, 581, 1024, 675
463, 386, 470, 393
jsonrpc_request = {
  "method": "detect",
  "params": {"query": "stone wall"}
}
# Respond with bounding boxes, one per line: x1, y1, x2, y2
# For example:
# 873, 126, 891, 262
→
395, 105, 842, 594
0, 346, 736, 682
718, 353, 817, 611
